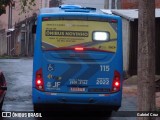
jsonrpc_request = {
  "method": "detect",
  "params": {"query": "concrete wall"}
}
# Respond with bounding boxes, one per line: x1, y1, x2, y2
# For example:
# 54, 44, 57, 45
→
122, 18, 130, 74
63, 0, 105, 9
0, 29, 7, 55
41, 0, 50, 8
0, 11, 8, 30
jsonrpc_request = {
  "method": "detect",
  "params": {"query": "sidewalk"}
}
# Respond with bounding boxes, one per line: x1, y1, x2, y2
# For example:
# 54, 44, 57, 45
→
123, 75, 160, 110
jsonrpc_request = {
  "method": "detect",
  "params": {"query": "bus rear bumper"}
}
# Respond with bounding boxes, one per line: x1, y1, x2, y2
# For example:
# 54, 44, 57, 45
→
32, 88, 122, 110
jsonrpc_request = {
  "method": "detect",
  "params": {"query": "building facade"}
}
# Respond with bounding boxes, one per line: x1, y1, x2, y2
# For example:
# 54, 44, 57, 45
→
110, 9, 160, 76
63, 0, 105, 9
0, 0, 50, 56
121, 0, 160, 9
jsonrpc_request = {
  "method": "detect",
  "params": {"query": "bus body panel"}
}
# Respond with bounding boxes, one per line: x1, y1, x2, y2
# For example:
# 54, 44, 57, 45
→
33, 88, 122, 106
32, 5, 123, 111
41, 50, 116, 93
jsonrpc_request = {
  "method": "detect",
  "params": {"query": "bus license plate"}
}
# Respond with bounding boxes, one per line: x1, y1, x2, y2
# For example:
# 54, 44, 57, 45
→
70, 87, 85, 92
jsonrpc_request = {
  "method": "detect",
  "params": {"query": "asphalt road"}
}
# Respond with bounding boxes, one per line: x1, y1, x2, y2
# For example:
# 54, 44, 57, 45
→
0, 58, 137, 120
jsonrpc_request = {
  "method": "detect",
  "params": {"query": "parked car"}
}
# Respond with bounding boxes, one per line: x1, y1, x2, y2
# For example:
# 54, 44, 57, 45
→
0, 71, 7, 111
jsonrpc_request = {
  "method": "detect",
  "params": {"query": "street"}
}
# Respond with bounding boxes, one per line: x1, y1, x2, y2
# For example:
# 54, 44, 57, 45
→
0, 58, 137, 120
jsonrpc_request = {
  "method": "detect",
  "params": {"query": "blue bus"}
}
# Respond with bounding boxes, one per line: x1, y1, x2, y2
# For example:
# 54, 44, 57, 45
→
32, 5, 123, 113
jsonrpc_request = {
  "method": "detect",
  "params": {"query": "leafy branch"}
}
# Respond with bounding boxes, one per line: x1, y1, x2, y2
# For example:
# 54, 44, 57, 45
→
0, 0, 36, 16
19, 0, 36, 14
0, 0, 12, 16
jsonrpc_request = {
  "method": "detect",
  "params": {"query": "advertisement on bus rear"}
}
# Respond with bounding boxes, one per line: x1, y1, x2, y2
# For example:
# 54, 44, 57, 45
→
42, 20, 117, 52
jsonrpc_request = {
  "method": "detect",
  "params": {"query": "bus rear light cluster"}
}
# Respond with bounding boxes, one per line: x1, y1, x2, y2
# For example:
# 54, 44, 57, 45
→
111, 71, 121, 92
74, 47, 84, 51
35, 68, 44, 91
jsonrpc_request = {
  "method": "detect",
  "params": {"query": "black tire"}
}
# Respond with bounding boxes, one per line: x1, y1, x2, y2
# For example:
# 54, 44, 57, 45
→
33, 104, 41, 112
34, 104, 46, 112
105, 110, 112, 117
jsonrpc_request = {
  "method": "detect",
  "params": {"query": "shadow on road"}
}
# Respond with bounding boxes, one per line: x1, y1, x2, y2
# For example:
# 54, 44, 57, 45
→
36, 117, 110, 120
35, 115, 111, 120
33, 110, 112, 120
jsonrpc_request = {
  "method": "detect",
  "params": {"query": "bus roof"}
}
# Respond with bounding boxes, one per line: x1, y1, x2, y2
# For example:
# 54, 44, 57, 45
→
39, 4, 117, 17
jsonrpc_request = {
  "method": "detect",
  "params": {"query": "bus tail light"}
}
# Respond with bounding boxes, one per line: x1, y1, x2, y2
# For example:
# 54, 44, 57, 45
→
111, 20, 117, 23
35, 68, 44, 91
74, 47, 84, 51
111, 71, 120, 92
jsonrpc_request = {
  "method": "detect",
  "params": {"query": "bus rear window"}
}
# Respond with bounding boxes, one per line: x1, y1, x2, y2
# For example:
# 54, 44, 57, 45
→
41, 20, 117, 52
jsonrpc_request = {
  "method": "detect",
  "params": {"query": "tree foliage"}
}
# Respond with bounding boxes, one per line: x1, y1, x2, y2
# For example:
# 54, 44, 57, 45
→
0, 0, 12, 16
19, 0, 36, 14
0, 0, 35, 16
49, 0, 63, 7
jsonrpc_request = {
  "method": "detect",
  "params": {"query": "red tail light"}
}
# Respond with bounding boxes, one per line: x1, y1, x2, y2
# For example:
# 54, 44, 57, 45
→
35, 68, 44, 91
111, 71, 121, 92
111, 20, 117, 23
43, 17, 49, 21
74, 47, 84, 51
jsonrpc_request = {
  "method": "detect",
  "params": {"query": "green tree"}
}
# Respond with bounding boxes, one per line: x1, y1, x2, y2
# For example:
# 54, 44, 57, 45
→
19, 0, 36, 14
0, 0, 12, 16
0, 0, 35, 16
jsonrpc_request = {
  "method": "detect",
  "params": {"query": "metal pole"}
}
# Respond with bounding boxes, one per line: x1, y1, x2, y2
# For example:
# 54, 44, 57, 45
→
8, 4, 10, 29
7, 4, 11, 55
25, 17, 27, 56
10, 3, 13, 56
11, 4, 12, 27
104, 0, 109, 9
109, 0, 112, 9
115, 0, 118, 9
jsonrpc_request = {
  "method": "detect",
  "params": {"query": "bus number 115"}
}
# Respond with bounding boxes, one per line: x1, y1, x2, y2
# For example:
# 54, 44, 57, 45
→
100, 65, 110, 72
